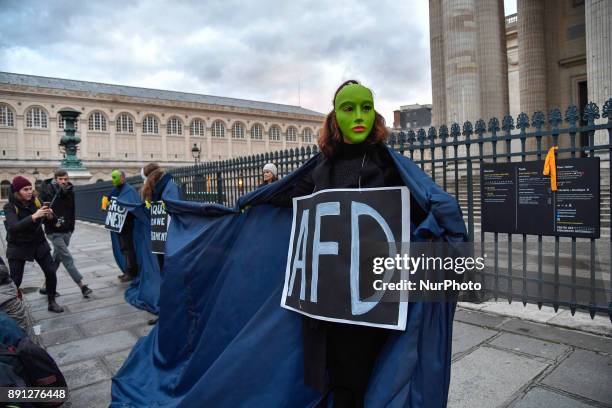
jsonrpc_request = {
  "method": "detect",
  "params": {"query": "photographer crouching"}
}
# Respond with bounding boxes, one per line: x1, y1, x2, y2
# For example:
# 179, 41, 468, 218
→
39, 169, 92, 298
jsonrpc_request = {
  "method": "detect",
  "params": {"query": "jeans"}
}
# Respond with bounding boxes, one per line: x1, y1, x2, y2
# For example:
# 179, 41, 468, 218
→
48, 232, 83, 284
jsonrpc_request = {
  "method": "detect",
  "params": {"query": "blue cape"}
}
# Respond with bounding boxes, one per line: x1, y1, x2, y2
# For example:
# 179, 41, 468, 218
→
111, 148, 467, 407
110, 180, 180, 314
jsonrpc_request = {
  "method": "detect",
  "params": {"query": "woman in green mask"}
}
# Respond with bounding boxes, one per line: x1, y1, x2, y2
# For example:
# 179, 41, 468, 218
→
282, 80, 428, 407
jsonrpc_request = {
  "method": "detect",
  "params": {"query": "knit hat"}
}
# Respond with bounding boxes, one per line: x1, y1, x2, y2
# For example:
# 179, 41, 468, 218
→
263, 163, 278, 177
11, 176, 32, 193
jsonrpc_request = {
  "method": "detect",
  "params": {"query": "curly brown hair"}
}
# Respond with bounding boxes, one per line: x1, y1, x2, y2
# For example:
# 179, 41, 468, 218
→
318, 80, 388, 158
141, 163, 164, 202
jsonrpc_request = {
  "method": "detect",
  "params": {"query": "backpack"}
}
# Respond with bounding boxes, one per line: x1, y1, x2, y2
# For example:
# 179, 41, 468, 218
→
0, 339, 65, 407
0, 358, 40, 407
15, 337, 67, 389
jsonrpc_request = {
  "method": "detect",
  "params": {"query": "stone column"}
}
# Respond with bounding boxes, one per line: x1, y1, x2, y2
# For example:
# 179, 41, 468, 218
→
79, 118, 88, 159
206, 126, 212, 161
16, 114, 25, 159
429, 0, 447, 127
109, 119, 117, 160
160, 124, 168, 162
135, 121, 143, 160
518, 0, 547, 151
49, 117, 58, 160
476, 0, 509, 122
586, 0, 612, 146
442, 0, 481, 125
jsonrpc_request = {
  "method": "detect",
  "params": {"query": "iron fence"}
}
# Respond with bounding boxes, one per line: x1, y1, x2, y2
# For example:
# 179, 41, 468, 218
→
75, 99, 612, 319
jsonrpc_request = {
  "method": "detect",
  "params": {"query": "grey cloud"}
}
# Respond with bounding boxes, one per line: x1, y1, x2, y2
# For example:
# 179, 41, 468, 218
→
0, 0, 433, 121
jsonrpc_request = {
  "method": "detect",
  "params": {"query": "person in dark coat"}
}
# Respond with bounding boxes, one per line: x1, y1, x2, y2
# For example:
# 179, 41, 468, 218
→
140, 162, 180, 325
3, 176, 64, 313
276, 80, 429, 407
38, 169, 92, 298
103, 170, 139, 283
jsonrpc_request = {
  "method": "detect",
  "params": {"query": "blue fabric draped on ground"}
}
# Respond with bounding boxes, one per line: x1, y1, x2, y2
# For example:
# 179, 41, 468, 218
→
110, 180, 180, 314
111, 148, 468, 407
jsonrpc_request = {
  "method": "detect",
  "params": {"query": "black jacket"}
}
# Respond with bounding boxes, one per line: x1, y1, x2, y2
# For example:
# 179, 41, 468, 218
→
39, 178, 76, 234
3, 195, 51, 261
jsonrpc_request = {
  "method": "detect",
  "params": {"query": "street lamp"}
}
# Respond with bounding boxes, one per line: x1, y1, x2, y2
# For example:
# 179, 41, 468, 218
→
58, 108, 86, 171
191, 143, 201, 164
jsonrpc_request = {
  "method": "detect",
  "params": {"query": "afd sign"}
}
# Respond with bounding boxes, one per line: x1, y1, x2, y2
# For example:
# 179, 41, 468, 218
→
281, 187, 410, 330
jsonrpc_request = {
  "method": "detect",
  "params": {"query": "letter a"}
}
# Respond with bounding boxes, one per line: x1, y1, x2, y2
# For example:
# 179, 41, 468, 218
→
288, 209, 309, 300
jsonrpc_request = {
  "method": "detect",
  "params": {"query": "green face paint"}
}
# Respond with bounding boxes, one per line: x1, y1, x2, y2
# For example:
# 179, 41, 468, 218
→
111, 170, 123, 187
334, 84, 375, 144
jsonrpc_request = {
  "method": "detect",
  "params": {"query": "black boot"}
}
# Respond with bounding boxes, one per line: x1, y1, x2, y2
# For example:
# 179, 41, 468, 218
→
48, 297, 64, 313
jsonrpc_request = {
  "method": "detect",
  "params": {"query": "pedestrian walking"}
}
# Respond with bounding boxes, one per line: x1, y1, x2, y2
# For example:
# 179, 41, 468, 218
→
39, 169, 92, 298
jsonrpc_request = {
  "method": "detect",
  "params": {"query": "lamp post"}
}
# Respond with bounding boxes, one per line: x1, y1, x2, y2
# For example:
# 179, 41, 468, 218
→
58, 108, 86, 171
191, 143, 201, 164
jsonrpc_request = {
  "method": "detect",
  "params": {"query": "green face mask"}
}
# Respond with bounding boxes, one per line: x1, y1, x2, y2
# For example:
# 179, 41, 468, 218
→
334, 84, 376, 144
111, 170, 123, 187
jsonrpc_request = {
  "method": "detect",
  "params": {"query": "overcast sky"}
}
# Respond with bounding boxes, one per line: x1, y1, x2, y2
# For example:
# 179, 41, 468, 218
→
0, 0, 517, 123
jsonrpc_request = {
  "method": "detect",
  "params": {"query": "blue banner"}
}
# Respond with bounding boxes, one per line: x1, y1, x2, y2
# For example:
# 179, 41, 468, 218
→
111, 148, 467, 407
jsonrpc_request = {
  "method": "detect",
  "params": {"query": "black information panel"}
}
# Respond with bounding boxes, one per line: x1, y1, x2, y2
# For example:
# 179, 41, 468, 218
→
481, 158, 600, 238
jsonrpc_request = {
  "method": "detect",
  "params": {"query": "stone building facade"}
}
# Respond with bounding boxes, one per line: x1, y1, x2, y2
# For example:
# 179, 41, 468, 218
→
0, 72, 324, 199
429, 0, 611, 150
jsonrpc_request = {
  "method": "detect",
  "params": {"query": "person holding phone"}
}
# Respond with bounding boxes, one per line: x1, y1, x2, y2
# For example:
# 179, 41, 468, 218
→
3, 176, 64, 313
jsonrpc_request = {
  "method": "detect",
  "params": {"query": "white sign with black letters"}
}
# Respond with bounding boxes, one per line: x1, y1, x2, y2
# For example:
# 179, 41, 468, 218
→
280, 187, 410, 330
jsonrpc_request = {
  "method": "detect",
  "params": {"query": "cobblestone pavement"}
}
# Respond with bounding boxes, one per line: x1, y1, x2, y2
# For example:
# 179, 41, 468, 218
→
2, 221, 611, 407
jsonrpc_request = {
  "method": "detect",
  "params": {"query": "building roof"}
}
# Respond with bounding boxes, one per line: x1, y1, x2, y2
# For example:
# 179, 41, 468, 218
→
398, 103, 432, 111
0, 72, 325, 117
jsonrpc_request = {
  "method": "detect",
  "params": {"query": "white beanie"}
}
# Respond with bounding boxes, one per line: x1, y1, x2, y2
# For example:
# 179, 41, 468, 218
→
263, 163, 278, 177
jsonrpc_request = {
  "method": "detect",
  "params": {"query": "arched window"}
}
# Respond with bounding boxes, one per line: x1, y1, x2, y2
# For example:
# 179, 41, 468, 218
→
250, 124, 263, 140
286, 127, 297, 142
190, 119, 205, 136
116, 113, 134, 133
88, 112, 107, 131
142, 115, 159, 134
58, 114, 79, 130
212, 121, 225, 138
232, 122, 244, 139
167, 117, 183, 135
25, 107, 48, 129
0, 104, 15, 127
0, 180, 10, 200
269, 125, 281, 141
96, 179, 105, 183
302, 128, 313, 143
